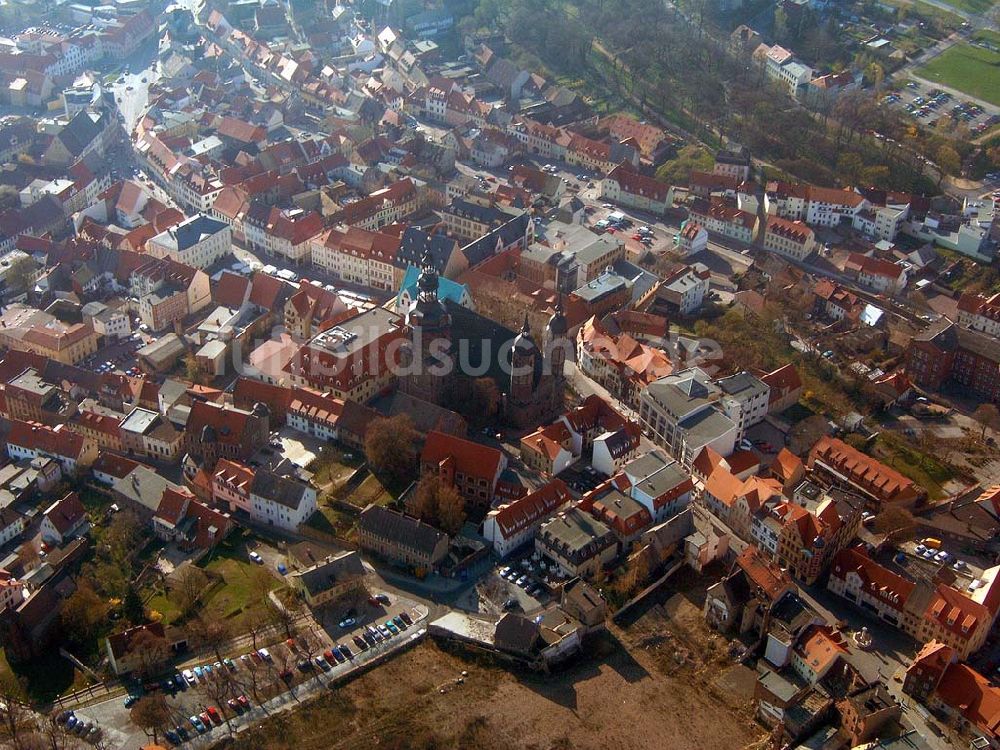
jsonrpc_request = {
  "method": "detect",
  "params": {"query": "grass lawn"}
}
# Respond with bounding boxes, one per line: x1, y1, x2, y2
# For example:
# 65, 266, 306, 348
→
198, 548, 281, 624
917, 43, 1000, 106
934, 0, 994, 14
973, 29, 1000, 47
346, 473, 395, 508
313, 504, 358, 540
872, 432, 955, 500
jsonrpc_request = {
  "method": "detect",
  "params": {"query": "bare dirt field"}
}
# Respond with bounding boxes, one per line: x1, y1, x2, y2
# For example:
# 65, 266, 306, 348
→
229, 570, 766, 750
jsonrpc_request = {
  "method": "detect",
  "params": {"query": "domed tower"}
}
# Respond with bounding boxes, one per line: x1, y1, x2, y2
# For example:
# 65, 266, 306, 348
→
510, 314, 538, 405
544, 296, 569, 382
401, 251, 452, 403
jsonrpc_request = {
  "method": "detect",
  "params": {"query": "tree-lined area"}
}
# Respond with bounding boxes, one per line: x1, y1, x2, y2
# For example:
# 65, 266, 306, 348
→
453, 0, 985, 191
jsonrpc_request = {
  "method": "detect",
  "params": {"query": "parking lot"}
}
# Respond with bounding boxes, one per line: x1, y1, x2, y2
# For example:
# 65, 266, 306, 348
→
63, 591, 428, 748
79, 331, 148, 377
884, 80, 998, 136
559, 462, 608, 495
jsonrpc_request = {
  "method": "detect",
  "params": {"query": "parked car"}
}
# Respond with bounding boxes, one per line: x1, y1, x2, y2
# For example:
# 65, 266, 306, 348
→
338, 617, 356, 629
248, 551, 263, 564
189, 716, 207, 733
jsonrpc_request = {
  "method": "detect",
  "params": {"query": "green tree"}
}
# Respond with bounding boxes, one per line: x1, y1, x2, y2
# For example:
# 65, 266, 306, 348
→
872, 506, 915, 543
170, 566, 208, 619
0, 185, 19, 210
936, 144, 961, 185
184, 353, 204, 385
860, 165, 891, 187
364, 414, 419, 487
410, 476, 465, 535
123, 584, 145, 625
4, 258, 35, 296
60, 581, 106, 646
836, 152, 864, 184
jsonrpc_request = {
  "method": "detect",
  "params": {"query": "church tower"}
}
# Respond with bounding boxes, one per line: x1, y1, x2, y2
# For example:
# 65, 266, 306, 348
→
401, 252, 452, 404
544, 296, 569, 382
510, 314, 538, 406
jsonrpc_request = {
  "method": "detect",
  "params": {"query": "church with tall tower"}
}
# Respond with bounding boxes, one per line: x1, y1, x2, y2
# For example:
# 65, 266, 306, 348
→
399, 253, 568, 430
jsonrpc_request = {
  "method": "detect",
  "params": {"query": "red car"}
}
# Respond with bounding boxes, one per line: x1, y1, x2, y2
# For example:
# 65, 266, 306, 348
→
199, 711, 213, 728
237, 695, 250, 709
206, 707, 222, 726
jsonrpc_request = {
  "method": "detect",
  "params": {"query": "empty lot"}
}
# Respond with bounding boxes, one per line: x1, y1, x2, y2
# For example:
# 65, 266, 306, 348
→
228, 631, 765, 750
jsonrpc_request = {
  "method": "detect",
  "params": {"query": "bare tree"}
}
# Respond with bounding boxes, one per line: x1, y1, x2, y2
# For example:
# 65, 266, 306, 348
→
197, 671, 237, 733
130, 694, 172, 745
0, 673, 31, 750
170, 566, 209, 619
872, 507, 915, 544
264, 593, 298, 640
129, 628, 169, 680
188, 613, 232, 666
973, 403, 1000, 442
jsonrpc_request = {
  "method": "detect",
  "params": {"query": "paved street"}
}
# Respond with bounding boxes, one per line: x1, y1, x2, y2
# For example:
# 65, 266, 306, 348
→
796, 585, 955, 750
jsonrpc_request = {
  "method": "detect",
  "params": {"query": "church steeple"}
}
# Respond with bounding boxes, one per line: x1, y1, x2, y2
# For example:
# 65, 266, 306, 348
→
407, 250, 449, 330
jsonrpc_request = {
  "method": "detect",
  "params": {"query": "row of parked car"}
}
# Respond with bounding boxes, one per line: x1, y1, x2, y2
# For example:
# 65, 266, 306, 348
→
54, 710, 101, 742
498, 565, 544, 598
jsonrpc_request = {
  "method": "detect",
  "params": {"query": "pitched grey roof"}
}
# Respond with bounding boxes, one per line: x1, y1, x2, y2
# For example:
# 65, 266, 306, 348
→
56, 110, 105, 157
293, 551, 365, 596
358, 504, 448, 555
250, 470, 311, 510
113, 466, 178, 513
153, 213, 229, 252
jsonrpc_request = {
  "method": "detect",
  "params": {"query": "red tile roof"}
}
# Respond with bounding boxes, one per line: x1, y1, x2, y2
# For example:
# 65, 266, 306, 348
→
808, 436, 920, 505
216, 115, 266, 144
213, 458, 254, 493
935, 663, 1000, 739
421, 430, 504, 482
154, 488, 190, 527
490, 479, 571, 541
927, 582, 990, 642
288, 388, 344, 428
521, 422, 573, 462
8, 419, 86, 460
93, 452, 144, 480
43, 492, 85, 535
766, 216, 814, 244
605, 164, 670, 203
845, 252, 904, 281
213, 271, 251, 308
736, 545, 794, 602
830, 547, 914, 612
